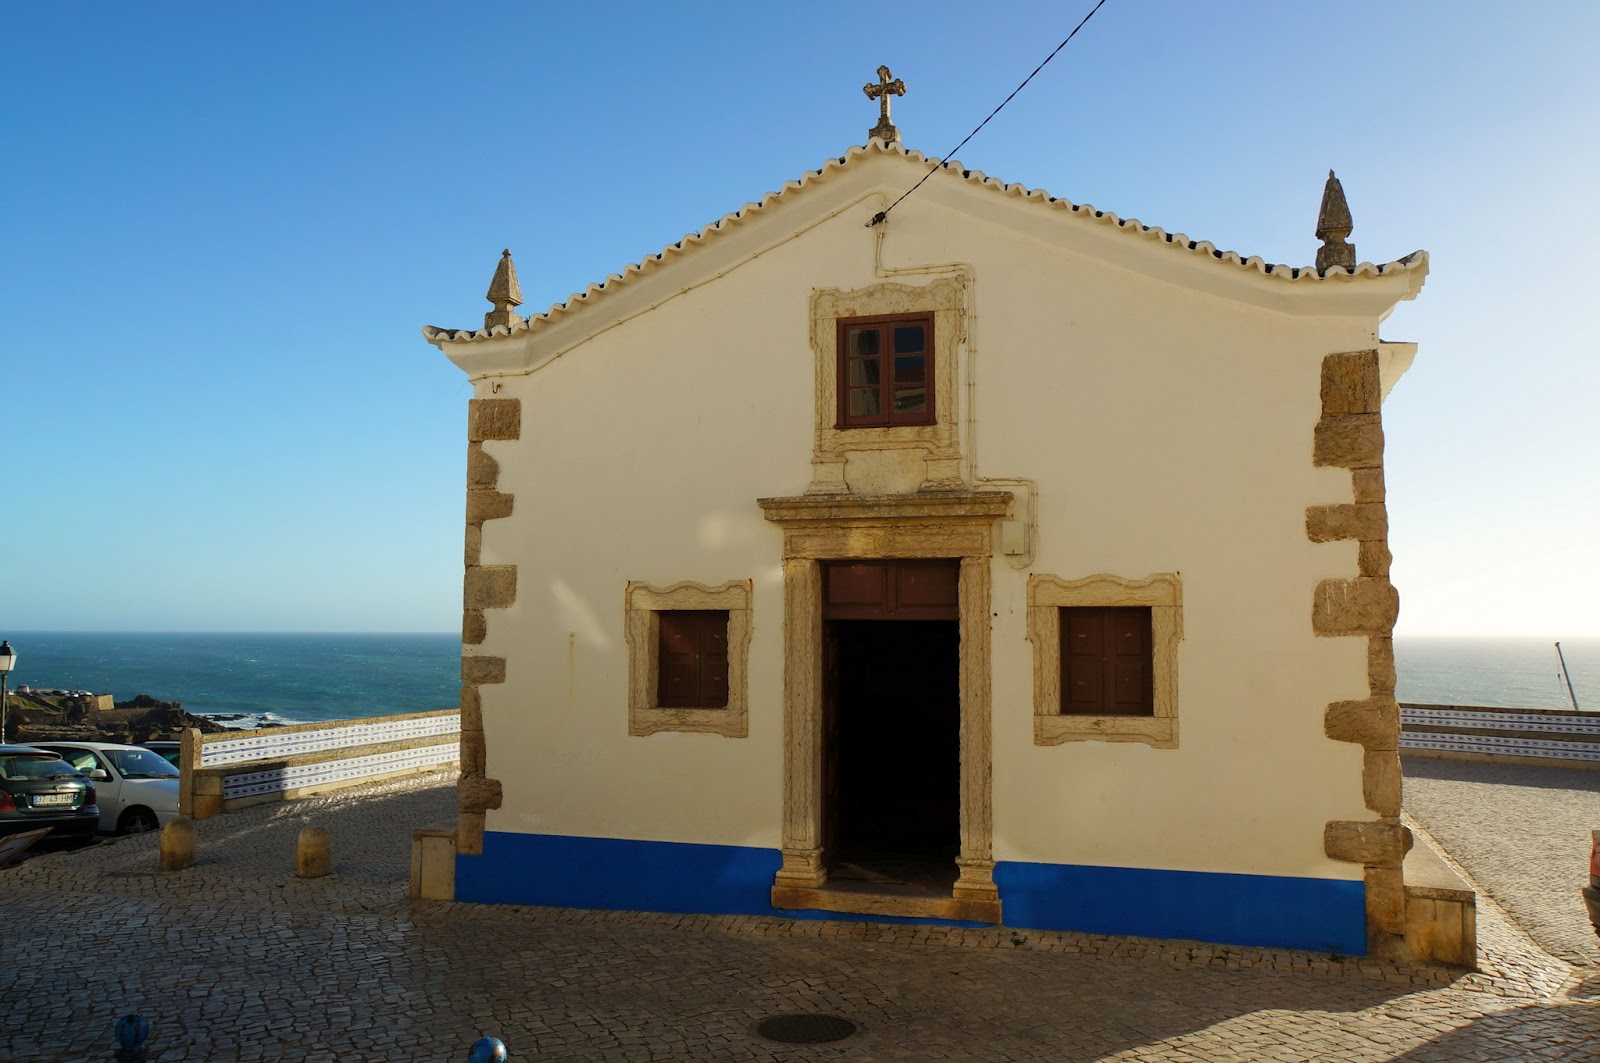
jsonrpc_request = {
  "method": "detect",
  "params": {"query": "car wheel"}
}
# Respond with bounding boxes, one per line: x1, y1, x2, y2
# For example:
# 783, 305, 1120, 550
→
119, 808, 160, 836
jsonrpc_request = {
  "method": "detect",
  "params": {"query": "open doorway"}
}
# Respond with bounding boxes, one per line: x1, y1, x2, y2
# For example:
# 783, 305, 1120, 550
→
821, 559, 961, 895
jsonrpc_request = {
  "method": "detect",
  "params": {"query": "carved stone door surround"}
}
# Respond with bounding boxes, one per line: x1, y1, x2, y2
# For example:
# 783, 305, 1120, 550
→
757, 490, 1012, 923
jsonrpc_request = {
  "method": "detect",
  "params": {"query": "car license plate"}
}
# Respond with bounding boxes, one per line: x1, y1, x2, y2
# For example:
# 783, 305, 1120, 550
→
33, 794, 73, 807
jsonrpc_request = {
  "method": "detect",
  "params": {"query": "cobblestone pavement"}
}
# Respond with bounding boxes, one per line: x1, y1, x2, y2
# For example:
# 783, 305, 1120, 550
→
2, 773, 1598, 1062
1405, 756, 1600, 970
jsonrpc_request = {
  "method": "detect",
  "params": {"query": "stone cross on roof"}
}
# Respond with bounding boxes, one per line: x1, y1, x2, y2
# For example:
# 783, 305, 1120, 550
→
484, 249, 524, 329
863, 65, 906, 143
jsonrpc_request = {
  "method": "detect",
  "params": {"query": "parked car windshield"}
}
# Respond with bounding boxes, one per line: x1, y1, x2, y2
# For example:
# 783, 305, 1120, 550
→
107, 748, 179, 779
1, 755, 82, 782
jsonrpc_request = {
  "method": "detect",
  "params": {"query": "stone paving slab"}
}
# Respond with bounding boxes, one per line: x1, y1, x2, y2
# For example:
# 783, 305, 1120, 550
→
2, 773, 1598, 1061
1405, 756, 1600, 970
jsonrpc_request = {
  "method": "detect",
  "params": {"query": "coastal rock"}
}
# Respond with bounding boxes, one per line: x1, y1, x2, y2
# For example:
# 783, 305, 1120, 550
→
115, 693, 181, 711
12, 695, 228, 745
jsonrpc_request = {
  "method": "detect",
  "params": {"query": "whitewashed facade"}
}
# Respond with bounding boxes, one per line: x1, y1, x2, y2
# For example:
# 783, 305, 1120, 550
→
425, 137, 1426, 955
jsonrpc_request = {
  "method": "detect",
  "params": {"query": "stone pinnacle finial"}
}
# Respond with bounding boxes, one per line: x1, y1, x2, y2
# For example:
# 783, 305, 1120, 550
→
1315, 170, 1356, 274
863, 65, 906, 143
484, 249, 524, 330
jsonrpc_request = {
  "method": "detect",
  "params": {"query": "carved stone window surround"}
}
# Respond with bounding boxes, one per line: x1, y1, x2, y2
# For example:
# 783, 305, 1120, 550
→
809, 277, 966, 493
758, 489, 1011, 923
1027, 573, 1183, 749
625, 580, 752, 738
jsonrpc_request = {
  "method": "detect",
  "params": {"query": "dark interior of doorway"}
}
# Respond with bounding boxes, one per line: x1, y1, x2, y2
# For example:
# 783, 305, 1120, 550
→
828, 619, 960, 893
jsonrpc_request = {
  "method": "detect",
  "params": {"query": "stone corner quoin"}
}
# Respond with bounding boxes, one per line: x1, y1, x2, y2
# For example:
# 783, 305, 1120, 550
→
1307, 348, 1411, 961
456, 396, 521, 857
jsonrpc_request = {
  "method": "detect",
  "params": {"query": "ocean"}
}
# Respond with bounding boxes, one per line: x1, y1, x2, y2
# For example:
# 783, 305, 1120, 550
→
2, 631, 1595, 728
5, 631, 459, 728
1391, 636, 1597, 712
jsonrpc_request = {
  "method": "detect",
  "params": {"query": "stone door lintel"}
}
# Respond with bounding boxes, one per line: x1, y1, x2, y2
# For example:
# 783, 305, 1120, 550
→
758, 490, 1010, 921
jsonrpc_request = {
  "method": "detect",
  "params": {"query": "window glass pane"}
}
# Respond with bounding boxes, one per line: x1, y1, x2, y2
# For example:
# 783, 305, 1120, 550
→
848, 389, 880, 417
109, 749, 177, 778
847, 329, 880, 357
847, 359, 880, 386
892, 326, 925, 353
893, 355, 924, 383
892, 386, 926, 413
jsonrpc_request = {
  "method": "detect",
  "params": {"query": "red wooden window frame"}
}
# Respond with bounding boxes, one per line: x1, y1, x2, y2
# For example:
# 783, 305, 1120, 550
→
1059, 606, 1154, 716
836, 312, 935, 428
657, 610, 730, 708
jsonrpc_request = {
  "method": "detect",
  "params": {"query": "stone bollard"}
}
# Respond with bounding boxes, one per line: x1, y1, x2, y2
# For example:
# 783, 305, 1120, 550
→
158, 817, 196, 872
468, 1037, 507, 1062
113, 1013, 150, 1061
296, 825, 331, 878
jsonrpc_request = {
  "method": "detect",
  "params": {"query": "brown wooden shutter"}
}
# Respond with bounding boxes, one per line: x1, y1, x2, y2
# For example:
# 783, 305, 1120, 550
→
1060, 606, 1153, 716
658, 610, 730, 708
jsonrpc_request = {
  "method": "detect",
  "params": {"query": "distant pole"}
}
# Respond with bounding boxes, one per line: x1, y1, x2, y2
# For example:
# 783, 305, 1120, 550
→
0, 640, 15, 743
1556, 642, 1581, 712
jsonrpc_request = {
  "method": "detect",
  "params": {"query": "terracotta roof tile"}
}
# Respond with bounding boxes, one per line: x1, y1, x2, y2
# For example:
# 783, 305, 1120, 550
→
425, 140, 1426, 343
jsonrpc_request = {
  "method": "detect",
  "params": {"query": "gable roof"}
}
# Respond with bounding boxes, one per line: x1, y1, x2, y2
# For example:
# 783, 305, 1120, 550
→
424, 138, 1427, 344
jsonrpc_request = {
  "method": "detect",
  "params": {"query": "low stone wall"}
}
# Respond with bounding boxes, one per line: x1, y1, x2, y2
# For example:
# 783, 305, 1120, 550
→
411, 824, 457, 901
1400, 703, 1600, 770
1403, 832, 1476, 968
179, 710, 459, 819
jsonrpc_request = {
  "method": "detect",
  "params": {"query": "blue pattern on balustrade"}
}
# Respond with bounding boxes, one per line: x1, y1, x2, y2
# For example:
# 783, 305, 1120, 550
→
199, 713, 461, 767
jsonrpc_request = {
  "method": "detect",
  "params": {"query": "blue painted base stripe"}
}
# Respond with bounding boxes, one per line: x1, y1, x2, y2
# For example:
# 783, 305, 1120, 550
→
456, 832, 988, 927
459, 832, 782, 914
994, 860, 1366, 955
457, 833, 1366, 952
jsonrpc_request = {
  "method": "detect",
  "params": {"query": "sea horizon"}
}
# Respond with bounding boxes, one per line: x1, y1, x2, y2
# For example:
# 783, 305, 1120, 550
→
4, 631, 462, 729
3, 630, 1595, 728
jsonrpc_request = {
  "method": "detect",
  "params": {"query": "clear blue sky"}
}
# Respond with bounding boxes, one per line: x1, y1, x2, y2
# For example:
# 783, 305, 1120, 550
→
3, 2, 1595, 635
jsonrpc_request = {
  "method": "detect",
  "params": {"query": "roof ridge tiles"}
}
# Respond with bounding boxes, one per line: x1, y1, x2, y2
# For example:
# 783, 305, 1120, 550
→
423, 139, 1426, 343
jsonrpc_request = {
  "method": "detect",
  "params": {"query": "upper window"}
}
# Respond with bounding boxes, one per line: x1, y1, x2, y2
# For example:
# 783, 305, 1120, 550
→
836, 313, 935, 428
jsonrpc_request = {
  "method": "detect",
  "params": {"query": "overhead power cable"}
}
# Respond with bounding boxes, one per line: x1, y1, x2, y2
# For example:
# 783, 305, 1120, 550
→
869, 0, 1112, 226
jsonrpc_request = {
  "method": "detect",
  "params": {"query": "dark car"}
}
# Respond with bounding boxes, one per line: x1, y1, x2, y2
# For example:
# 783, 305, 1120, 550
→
139, 741, 180, 766
1585, 830, 1600, 940
0, 745, 100, 841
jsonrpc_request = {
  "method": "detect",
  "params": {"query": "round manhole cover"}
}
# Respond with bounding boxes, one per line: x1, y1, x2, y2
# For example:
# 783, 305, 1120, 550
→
756, 1013, 858, 1044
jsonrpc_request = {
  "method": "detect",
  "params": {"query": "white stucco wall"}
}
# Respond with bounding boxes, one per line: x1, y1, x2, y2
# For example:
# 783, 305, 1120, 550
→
438, 150, 1420, 883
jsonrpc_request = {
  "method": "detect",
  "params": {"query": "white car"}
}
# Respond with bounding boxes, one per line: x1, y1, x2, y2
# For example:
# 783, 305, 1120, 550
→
33, 742, 180, 835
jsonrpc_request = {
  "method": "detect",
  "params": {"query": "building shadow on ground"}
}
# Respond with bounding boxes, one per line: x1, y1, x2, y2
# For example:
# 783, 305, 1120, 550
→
402, 897, 1505, 1060
1402, 755, 1600, 792
1383, 997, 1600, 1060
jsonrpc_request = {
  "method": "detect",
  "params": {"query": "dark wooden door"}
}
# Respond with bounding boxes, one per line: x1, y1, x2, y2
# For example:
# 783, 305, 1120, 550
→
821, 559, 959, 620
828, 618, 962, 864
819, 558, 962, 870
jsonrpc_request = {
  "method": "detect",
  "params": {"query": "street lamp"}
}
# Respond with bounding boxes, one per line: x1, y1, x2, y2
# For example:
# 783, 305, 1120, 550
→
0, 641, 15, 743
